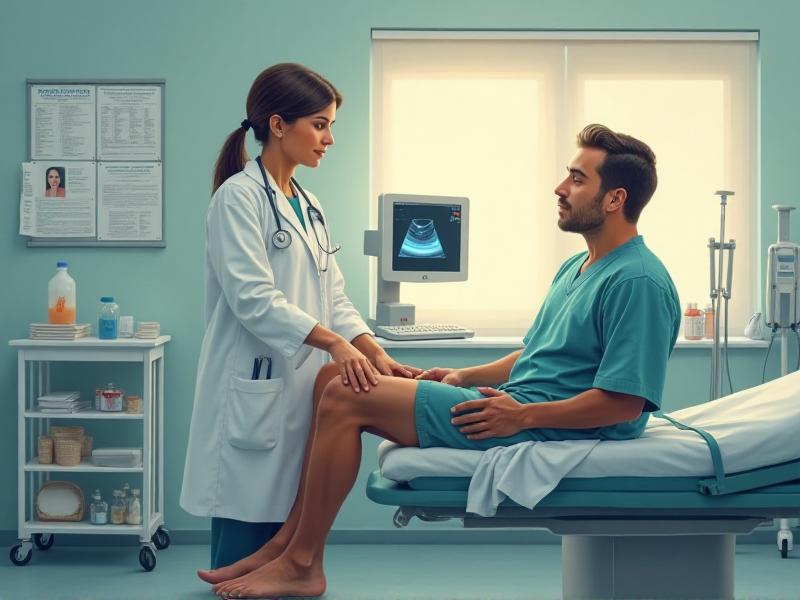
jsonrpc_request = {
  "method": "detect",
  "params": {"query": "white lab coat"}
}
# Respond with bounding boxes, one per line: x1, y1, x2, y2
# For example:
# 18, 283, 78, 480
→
180, 160, 372, 522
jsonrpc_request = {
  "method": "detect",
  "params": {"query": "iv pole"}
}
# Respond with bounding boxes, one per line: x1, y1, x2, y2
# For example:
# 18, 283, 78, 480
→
766, 204, 799, 558
708, 190, 736, 401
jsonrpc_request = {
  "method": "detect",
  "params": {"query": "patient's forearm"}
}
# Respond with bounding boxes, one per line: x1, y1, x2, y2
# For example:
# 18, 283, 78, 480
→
521, 388, 645, 430
462, 350, 523, 387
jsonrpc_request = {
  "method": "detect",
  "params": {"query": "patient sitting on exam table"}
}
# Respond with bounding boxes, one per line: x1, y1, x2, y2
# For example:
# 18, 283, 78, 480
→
203, 125, 683, 599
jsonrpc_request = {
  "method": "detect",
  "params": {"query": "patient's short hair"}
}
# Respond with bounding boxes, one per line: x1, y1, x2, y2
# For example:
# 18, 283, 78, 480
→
577, 124, 657, 223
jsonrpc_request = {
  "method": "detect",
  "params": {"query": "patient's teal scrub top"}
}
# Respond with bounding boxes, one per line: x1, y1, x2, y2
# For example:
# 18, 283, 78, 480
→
498, 235, 681, 440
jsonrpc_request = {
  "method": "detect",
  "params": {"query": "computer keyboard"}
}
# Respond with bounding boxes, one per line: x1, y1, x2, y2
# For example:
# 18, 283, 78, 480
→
373, 324, 475, 341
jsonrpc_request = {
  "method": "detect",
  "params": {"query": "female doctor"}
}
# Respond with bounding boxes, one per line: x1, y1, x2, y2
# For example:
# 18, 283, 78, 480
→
180, 63, 417, 571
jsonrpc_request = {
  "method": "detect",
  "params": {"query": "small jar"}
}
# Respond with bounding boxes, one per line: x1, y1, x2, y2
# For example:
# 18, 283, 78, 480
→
683, 302, 704, 341
101, 383, 123, 412
90, 490, 108, 525
125, 395, 142, 414
110, 490, 126, 525
126, 489, 142, 525
98, 296, 120, 340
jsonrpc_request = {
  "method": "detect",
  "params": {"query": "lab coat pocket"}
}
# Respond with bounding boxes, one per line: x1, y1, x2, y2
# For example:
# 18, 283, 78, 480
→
227, 376, 285, 450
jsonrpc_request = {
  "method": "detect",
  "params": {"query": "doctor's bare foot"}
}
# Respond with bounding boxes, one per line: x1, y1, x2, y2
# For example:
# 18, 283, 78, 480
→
197, 538, 287, 584
212, 556, 325, 598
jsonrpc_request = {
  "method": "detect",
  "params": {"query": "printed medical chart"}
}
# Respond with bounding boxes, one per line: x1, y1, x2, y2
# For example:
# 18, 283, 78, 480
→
19, 162, 96, 237
97, 162, 162, 241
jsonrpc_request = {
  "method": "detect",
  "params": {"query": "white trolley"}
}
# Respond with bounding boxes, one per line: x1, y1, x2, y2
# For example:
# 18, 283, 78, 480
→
8, 336, 171, 571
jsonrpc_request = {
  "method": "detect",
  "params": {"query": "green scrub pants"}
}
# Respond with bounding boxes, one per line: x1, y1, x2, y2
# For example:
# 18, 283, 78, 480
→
210, 517, 284, 569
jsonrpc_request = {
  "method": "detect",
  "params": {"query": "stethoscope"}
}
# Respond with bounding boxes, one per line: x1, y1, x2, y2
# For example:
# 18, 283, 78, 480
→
255, 156, 341, 268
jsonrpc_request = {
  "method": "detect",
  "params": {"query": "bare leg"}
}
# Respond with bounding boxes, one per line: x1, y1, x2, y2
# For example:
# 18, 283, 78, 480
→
198, 362, 341, 584
214, 375, 419, 598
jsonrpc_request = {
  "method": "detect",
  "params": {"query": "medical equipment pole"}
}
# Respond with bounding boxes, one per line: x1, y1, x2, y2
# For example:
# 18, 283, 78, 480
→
766, 205, 800, 558
708, 191, 736, 401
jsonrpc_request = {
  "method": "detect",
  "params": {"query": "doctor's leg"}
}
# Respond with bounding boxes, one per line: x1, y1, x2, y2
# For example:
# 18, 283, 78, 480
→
199, 362, 341, 583
213, 375, 419, 598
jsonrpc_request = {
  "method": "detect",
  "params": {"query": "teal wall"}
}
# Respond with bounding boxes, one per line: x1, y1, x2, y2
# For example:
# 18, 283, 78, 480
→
1, 0, 799, 535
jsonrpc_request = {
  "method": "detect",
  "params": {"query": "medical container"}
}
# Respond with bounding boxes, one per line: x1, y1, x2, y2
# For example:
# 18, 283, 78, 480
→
47, 261, 76, 324
704, 304, 715, 339
110, 490, 126, 525
100, 383, 123, 412
127, 489, 142, 525
683, 302, 704, 340
98, 296, 119, 339
89, 490, 108, 525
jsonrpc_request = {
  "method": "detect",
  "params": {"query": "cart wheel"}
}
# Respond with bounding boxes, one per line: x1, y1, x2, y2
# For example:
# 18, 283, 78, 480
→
780, 538, 789, 559
33, 533, 54, 551
9, 544, 32, 566
139, 546, 157, 571
152, 527, 170, 550
392, 509, 410, 528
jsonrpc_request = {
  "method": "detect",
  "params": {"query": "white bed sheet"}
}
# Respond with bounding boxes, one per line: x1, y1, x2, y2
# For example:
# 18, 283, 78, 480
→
379, 370, 800, 483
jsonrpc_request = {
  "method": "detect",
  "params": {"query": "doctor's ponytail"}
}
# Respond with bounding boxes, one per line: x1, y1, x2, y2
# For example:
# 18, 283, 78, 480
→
213, 63, 342, 193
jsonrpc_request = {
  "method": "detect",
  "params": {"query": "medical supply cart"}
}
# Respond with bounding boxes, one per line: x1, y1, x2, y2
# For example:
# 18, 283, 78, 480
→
8, 336, 170, 571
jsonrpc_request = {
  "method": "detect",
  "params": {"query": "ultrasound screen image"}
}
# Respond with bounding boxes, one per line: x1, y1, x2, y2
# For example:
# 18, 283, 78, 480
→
392, 202, 462, 272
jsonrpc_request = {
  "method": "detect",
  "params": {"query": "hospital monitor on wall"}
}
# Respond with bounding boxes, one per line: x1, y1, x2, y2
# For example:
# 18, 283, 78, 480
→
363, 193, 469, 329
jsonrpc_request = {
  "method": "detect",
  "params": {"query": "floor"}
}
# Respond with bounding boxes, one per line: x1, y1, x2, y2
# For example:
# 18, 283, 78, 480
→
0, 542, 798, 600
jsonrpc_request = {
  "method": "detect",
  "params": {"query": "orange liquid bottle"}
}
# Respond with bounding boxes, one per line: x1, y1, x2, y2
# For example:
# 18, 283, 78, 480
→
683, 302, 704, 340
48, 261, 76, 324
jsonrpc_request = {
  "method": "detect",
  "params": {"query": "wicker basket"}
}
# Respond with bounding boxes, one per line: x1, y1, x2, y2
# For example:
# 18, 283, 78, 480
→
37, 436, 53, 464
35, 481, 84, 522
81, 435, 93, 458
54, 437, 82, 466
50, 425, 84, 439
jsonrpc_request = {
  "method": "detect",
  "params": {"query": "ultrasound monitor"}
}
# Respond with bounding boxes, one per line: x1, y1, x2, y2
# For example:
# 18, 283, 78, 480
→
363, 193, 473, 339
379, 193, 469, 283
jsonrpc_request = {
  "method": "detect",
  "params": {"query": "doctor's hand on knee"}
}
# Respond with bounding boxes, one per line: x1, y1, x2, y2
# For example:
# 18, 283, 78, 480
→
372, 351, 423, 380
328, 338, 380, 393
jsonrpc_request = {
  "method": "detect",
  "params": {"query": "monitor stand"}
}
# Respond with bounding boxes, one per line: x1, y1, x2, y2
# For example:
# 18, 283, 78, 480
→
364, 229, 416, 327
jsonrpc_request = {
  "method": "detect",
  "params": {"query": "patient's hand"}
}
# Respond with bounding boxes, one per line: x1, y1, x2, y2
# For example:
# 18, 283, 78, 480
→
416, 367, 467, 387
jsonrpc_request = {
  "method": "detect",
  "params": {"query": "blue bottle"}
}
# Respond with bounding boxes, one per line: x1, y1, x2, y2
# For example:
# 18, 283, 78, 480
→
98, 296, 120, 340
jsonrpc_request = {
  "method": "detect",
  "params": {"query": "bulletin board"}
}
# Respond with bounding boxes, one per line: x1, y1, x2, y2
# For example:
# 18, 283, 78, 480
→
22, 79, 166, 247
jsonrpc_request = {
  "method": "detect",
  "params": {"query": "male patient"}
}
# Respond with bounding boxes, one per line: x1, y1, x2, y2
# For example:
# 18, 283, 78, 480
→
204, 124, 682, 598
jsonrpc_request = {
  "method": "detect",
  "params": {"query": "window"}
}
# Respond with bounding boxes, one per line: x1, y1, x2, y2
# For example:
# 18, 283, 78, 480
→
371, 32, 757, 335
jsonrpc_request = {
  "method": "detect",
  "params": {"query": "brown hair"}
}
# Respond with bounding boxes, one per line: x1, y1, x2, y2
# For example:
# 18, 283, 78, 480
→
577, 124, 657, 223
212, 63, 342, 192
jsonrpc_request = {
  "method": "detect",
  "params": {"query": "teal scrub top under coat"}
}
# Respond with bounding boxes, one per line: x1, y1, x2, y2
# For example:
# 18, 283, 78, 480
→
498, 235, 681, 441
287, 196, 306, 230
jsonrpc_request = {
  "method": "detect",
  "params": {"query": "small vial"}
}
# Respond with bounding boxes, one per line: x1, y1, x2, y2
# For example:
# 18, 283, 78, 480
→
684, 302, 704, 340
704, 304, 715, 339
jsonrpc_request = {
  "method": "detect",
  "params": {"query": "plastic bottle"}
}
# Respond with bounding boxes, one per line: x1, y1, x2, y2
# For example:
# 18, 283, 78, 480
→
98, 297, 119, 339
684, 302, 704, 340
110, 490, 126, 525
126, 489, 142, 525
48, 261, 76, 324
89, 489, 108, 525
704, 304, 715, 339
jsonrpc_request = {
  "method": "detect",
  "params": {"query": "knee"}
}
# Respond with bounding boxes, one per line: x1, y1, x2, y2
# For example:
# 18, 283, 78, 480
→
318, 376, 358, 420
314, 362, 340, 389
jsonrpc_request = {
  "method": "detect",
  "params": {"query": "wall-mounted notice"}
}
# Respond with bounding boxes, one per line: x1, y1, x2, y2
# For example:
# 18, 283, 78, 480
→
19, 162, 97, 237
30, 85, 96, 160
98, 162, 162, 241
22, 79, 165, 247
98, 86, 161, 161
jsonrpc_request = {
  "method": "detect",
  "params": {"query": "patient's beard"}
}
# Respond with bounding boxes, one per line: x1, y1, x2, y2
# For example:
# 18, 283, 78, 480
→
558, 190, 606, 233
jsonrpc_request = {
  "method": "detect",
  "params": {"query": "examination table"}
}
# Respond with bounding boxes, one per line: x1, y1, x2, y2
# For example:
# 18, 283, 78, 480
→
367, 371, 800, 600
